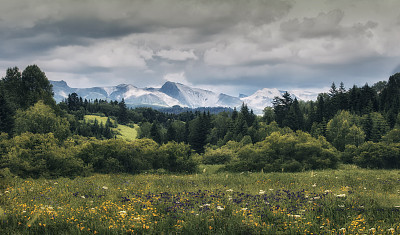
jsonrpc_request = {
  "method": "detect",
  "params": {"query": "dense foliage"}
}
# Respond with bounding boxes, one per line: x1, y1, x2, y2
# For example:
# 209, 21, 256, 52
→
1, 65, 400, 179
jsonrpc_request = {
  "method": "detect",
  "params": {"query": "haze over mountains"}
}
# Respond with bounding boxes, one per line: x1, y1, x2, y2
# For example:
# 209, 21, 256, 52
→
51, 80, 320, 114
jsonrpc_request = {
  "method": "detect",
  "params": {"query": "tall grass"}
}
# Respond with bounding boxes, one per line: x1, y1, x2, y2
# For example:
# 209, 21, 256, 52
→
1, 165, 400, 234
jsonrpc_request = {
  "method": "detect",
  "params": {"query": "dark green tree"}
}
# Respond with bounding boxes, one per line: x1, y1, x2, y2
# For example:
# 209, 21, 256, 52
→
118, 98, 129, 125
0, 87, 14, 133
21, 65, 55, 109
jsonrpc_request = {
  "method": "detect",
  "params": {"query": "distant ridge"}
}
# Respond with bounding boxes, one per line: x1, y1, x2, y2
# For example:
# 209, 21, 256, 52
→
51, 80, 319, 114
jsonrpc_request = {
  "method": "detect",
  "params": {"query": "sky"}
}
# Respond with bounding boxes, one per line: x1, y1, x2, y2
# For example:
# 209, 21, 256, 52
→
1, 0, 400, 97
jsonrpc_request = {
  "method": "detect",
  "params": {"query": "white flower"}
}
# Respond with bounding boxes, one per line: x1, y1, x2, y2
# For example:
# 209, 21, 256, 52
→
217, 206, 224, 211
54, 182, 58, 185
102, 186, 108, 190
241, 208, 247, 211
312, 183, 317, 187
22, 211, 26, 213
259, 190, 266, 195
336, 194, 346, 198
338, 205, 345, 208
269, 189, 274, 191
134, 217, 140, 220
118, 210, 127, 216
313, 196, 320, 200
226, 189, 233, 192
203, 204, 210, 207
81, 195, 85, 199
388, 228, 395, 232
4, 191, 9, 194
324, 190, 332, 193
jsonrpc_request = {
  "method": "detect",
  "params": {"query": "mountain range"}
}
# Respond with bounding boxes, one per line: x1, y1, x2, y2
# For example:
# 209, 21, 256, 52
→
51, 80, 319, 114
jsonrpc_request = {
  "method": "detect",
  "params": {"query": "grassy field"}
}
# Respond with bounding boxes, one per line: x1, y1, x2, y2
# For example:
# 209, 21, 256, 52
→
1, 165, 400, 234
84, 115, 139, 141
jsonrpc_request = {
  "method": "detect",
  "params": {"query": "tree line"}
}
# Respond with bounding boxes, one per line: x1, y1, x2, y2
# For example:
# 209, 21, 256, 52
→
1, 65, 400, 179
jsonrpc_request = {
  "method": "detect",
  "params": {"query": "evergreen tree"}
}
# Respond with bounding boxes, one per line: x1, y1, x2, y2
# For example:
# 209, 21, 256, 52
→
273, 92, 293, 127
166, 121, 176, 142
118, 98, 129, 125
1, 67, 22, 109
21, 65, 55, 109
150, 121, 162, 144
0, 87, 14, 133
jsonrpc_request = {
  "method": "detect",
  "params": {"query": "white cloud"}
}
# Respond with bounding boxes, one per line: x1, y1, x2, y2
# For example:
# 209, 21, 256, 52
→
156, 49, 198, 61
163, 72, 190, 85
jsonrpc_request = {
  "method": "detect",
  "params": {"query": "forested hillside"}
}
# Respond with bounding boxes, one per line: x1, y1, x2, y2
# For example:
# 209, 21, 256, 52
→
1, 65, 400, 178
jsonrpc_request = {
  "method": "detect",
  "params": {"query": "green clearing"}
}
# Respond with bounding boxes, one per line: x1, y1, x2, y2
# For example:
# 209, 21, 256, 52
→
84, 115, 139, 141
1, 165, 400, 234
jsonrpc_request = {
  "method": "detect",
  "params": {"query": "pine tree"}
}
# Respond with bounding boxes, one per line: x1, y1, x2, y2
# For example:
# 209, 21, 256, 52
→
118, 98, 129, 124
150, 121, 162, 144
0, 87, 14, 133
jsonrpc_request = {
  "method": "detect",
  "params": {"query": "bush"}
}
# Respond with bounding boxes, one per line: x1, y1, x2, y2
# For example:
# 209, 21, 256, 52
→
0, 133, 89, 178
76, 139, 198, 174
349, 141, 400, 169
159, 141, 197, 173
203, 147, 234, 165
225, 131, 339, 172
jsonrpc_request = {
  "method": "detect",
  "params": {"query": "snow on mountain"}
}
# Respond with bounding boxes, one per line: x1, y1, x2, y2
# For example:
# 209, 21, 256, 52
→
289, 89, 320, 101
50, 80, 320, 113
159, 81, 241, 108
240, 88, 283, 114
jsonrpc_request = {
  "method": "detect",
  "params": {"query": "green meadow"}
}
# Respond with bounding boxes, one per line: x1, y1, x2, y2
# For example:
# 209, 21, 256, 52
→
84, 115, 139, 141
1, 165, 400, 234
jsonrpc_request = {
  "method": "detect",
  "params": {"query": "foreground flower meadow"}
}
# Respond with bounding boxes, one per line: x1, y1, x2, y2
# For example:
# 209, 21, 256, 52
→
1, 165, 400, 234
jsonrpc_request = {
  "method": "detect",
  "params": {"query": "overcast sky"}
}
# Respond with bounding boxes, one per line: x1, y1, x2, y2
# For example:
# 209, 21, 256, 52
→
1, 0, 400, 96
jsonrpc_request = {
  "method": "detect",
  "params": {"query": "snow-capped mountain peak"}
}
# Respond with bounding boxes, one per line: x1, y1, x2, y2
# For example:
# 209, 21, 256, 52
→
50, 80, 320, 113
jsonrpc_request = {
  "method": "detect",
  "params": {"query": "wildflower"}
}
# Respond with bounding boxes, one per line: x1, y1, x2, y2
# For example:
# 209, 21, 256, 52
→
22, 211, 26, 213
119, 210, 127, 216
369, 228, 376, 232
259, 190, 265, 195
54, 182, 58, 185
336, 194, 346, 198
241, 208, 247, 211
338, 205, 345, 208
312, 183, 317, 187
102, 186, 108, 190
217, 206, 224, 211
226, 189, 233, 192
4, 191, 9, 194
324, 190, 332, 193
81, 195, 85, 199
269, 189, 274, 191
388, 228, 395, 232
313, 196, 320, 200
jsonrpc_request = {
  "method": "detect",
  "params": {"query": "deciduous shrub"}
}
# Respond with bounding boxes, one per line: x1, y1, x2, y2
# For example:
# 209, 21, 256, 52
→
225, 131, 339, 172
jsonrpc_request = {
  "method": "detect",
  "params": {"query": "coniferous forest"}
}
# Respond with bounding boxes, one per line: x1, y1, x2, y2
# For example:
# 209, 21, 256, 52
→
1, 65, 400, 179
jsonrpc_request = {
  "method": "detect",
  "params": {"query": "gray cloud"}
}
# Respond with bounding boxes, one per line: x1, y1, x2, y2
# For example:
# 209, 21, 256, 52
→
1, 0, 400, 96
280, 9, 378, 40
